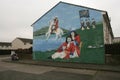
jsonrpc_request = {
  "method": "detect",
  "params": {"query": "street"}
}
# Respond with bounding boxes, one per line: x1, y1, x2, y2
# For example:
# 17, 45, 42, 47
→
0, 55, 120, 80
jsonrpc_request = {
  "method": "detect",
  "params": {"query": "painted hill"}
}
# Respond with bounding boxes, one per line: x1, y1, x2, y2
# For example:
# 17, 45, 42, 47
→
33, 26, 68, 36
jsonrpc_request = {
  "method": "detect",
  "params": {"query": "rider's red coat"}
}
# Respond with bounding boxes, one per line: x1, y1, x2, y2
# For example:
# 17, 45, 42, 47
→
54, 19, 59, 30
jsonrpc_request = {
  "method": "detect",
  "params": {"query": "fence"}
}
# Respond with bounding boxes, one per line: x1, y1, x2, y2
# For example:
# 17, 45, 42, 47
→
105, 43, 120, 54
0, 49, 11, 55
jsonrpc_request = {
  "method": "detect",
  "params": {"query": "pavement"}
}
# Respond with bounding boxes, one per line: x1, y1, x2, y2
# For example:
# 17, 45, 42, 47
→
2, 57, 120, 72
0, 55, 120, 80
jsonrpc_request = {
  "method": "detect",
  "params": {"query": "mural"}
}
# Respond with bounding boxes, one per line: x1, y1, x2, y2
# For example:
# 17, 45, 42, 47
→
33, 2, 105, 64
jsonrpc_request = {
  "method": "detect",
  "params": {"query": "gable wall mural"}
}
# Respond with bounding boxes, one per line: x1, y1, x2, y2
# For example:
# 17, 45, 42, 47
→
32, 2, 105, 64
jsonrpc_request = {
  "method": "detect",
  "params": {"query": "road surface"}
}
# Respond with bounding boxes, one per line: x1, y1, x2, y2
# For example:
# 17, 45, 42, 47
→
0, 55, 120, 80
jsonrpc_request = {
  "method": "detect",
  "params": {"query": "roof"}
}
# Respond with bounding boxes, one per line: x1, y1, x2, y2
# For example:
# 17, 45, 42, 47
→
31, 1, 107, 26
17, 38, 32, 44
0, 42, 11, 47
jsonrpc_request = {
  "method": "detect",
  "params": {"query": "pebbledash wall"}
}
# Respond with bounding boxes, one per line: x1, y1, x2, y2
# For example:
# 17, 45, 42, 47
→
31, 2, 113, 64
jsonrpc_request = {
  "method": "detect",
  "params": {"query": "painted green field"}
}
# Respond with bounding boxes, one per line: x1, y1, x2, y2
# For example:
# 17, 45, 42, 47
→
33, 23, 105, 64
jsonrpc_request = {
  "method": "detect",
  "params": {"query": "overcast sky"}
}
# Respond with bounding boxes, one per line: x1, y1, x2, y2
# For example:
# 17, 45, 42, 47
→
0, 0, 120, 42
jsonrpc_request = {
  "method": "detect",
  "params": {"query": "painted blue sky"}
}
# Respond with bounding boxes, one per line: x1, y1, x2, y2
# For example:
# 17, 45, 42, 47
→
33, 2, 102, 32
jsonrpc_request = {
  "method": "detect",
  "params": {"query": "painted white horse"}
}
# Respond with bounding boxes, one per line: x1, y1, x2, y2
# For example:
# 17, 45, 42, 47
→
45, 20, 64, 40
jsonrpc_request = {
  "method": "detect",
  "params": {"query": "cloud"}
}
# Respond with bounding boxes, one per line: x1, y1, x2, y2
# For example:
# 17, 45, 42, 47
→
0, 0, 120, 42
0, 0, 60, 41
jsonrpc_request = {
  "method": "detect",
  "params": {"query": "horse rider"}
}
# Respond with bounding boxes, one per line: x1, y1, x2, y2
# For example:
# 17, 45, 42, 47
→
51, 16, 59, 33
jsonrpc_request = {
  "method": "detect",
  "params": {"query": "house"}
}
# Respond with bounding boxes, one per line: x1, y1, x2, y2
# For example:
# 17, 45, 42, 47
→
0, 42, 11, 50
31, 2, 114, 64
11, 37, 32, 50
102, 12, 114, 44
